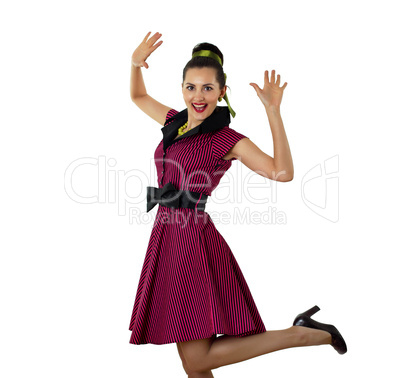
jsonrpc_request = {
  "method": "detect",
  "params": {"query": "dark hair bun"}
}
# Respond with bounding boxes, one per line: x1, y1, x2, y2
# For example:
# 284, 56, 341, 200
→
183, 42, 226, 89
192, 43, 224, 65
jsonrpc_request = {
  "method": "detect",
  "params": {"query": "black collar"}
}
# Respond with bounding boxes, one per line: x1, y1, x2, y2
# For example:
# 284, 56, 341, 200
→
161, 106, 231, 151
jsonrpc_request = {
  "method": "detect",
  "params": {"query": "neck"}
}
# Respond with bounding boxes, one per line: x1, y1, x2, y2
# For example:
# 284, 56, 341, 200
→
186, 116, 202, 130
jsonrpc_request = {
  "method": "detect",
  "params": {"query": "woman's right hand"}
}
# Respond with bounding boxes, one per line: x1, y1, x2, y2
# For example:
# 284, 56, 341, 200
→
131, 32, 163, 69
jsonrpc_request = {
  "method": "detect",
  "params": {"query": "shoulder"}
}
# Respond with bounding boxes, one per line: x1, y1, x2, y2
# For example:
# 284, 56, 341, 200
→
210, 125, 249, 161
163, 109, 179, 127
212, 125, 247, 140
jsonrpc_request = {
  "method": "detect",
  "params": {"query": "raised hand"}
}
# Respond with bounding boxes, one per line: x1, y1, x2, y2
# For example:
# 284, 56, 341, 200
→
131, 32, 163, 69
250, 70, 288, 108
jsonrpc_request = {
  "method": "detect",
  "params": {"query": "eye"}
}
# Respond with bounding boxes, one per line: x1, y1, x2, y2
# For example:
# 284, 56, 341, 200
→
204, 86, 213, 91
186, 85, 194, 91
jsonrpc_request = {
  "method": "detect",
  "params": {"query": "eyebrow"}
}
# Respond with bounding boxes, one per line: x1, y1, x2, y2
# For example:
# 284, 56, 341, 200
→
185, 82, 216, 86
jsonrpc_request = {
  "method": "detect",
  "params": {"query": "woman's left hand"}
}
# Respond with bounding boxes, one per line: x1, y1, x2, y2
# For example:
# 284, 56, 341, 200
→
250, 70, 288, 108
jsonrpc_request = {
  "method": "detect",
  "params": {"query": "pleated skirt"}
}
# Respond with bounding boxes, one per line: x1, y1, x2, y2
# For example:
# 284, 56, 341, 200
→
128, 205, 266, 345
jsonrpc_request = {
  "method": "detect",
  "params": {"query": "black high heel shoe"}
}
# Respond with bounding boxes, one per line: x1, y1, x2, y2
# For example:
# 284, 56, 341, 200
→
293, 305, 347, 355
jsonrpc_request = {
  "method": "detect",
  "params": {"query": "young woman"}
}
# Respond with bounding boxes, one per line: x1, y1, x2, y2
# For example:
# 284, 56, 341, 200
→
128, 31, 347, 377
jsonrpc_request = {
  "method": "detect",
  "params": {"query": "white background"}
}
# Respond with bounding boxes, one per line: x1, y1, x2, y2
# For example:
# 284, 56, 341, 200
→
1, 0, 401, 377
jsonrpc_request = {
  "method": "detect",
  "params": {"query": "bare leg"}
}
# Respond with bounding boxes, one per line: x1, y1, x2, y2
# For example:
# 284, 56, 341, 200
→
177, 341, 214, 377
188, 371, 214, 378
178, 326, 331, 374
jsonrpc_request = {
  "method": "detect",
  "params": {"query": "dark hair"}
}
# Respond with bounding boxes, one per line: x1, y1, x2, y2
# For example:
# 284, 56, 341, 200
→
182, 43, 226, 89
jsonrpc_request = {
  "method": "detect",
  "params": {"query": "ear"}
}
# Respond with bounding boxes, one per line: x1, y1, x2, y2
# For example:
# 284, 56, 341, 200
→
220, 85, 227, 98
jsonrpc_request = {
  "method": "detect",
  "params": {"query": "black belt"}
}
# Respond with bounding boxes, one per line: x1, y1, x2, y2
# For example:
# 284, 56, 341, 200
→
146, 182, 209, 212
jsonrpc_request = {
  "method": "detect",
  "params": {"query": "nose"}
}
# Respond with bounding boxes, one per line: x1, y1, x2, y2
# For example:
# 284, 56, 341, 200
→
193, 88, 205, 101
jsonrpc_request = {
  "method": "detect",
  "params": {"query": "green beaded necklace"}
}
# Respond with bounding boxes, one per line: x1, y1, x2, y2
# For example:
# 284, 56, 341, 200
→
177, 121, 189, 136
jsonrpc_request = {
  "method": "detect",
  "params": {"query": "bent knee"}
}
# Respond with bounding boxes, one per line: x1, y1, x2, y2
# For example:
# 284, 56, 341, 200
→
183, 353, 207, 373
178, 338, 213, 373
181, 360, 191, 375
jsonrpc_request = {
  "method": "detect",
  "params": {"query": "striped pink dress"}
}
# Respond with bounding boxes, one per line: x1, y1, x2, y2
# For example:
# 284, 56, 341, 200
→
128, 106, 266, 345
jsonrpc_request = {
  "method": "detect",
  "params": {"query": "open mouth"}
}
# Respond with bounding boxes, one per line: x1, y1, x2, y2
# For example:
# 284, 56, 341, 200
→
192, 103, 207, 113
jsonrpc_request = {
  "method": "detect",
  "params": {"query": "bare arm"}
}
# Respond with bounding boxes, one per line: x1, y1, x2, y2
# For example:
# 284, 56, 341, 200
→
130, 32, 172, 126
224, 70, 293, 182
225, 106, 293, 182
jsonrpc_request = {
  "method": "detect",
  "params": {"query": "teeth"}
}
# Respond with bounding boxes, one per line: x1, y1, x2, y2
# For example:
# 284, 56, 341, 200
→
193, 104, 206, 108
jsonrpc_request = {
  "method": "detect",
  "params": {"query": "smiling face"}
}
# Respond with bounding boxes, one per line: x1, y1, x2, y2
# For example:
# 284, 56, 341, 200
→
182, 67, 226, 128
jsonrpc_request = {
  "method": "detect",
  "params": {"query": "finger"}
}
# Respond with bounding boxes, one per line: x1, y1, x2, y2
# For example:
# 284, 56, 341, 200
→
276, 74, 280, 86
142, 31, 151, 43
151, 40, 163, 52
281, 82, 288, 90
143, 61, 149, 69
264, 70, 269, 84
271, 70, 275, 83
250, 83, 262, 93
148, 32, 162, 45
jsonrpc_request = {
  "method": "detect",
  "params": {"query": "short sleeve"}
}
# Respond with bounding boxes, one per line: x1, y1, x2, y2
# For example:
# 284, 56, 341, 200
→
211, 126, 248, 161
164, 109, 179, 126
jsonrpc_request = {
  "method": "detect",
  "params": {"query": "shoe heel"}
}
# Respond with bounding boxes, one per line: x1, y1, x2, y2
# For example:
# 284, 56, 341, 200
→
302, 305, 321, 318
